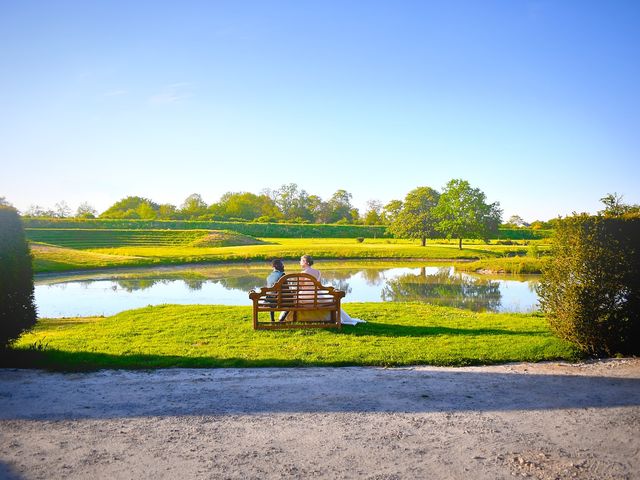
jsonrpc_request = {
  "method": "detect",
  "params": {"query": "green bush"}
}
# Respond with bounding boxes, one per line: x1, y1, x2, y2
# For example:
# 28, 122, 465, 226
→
0, 206, 37, 349
537, 214, 639, 355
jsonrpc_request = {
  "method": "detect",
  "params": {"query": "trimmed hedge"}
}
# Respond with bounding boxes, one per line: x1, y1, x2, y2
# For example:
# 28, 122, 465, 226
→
0, 206, 37, 349
23, 218, 389, 238
538, 214, 639, 355
22, 218, 550, 240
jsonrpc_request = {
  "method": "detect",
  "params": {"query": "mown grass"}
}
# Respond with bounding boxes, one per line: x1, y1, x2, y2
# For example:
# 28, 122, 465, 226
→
456, 256, 549, 274
8, 303, 579, 370
26, 228, 265, 249
31, 237, 547, 274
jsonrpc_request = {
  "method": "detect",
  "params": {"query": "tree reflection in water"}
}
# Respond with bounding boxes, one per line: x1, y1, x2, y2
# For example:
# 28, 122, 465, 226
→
214, 274, 265, 292
381, 267, 502, 312
115, 279, 161, 292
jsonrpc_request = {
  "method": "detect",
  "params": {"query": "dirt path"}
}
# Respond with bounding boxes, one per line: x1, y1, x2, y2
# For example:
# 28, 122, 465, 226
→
1, 359, 639, 479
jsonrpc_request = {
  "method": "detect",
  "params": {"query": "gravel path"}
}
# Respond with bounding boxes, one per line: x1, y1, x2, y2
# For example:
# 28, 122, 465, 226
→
1, 359, 639, 479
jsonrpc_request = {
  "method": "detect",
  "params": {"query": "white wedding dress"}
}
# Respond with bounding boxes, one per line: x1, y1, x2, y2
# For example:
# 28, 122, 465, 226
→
340, 309, 366, 326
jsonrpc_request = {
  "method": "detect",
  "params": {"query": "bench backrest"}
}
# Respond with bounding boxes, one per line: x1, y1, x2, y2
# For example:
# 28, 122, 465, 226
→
250, 273, 345, 309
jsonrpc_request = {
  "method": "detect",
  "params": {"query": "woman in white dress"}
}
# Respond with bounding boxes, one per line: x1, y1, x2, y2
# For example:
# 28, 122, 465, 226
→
299, 255, 366, 326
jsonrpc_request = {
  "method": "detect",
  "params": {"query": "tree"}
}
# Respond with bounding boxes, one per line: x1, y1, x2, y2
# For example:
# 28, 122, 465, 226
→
158, 203, 178, 219
599, 192, 640, 217
180, 193, 207, 219
54, 201, 71, 218
325, 189, 356, 223
0, 197, 12, 207
0, 206, 37, 349
100, 196, 160, 218
388, 187, 440, 246
382, 200, 403, 225
364, 200, 383, 225
434, 179, 502, 249
76, 202, 97, 219
506, 215, 528, 227
273, 183, 314, 222
213, 192, 278, 220
24, 204, 57, 217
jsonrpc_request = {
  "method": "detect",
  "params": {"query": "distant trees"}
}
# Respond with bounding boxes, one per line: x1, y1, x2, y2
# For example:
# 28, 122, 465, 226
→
382, 200, 403, 225
363, 200, 383, 225
180, 193, 208, 219
54, 201, 71, 218
75, 202, 97, 219
506, 215, 528, 228
388, 187, 440, 246
100, 196, 161, 219
434, 179, 502, 249
325, 189, 358, 224
599, 193, 640, 217
210, 192, 278, 221
16, 180, 512, 234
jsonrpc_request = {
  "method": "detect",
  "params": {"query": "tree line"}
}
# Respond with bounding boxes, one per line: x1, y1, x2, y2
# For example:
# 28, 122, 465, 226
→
15, 179, 503, 225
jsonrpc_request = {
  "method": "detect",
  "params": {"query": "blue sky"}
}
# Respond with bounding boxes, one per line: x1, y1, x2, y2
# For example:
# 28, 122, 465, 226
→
1, 0, 639, 221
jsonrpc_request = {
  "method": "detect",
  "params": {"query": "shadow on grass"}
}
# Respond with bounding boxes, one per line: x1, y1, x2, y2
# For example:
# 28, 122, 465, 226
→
337, 323, 547, 337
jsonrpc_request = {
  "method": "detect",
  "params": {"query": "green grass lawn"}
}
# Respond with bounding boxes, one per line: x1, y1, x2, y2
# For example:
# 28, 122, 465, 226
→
456, 256, 548, 274
32, 237, 537, 273
9, 303, 579, 370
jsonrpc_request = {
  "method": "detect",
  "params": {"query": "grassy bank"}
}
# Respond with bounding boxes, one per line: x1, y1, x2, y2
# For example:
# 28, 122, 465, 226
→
8, 303, 578, 370
31, 238, 537, 273
456, 256, 548, 274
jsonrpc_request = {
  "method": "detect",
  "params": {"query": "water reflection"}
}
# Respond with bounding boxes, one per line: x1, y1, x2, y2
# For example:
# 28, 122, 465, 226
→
380, 267, 501, 312
34, 262, 540, 318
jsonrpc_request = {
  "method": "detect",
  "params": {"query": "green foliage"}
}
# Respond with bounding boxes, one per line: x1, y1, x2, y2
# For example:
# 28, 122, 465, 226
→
598, 192, 640, 217
527, 244, 540, 258
388, 187, 440, 246
210, 192, 278, 221
180, 193, 208, 218
538, 214, 640, 355
100, 196, 161, 219
434, 179, 502, 249
11, 303, 578, 369
382, 199, 403, 225
23, 218, 388, 238
0, 206, 37, 349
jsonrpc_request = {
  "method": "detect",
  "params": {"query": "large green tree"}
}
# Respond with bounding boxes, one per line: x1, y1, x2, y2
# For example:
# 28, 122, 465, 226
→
433, 179, 502, 249
325, 189, 357, 223
388, 187, 440, 246
381, 199, 403, 225
273, 183, 315, 222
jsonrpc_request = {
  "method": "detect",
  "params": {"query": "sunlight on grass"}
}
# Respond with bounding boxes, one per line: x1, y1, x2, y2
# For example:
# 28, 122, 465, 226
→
13, 303, 579, 369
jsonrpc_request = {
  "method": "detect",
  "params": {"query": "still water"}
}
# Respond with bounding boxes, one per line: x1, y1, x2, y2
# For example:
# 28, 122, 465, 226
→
34, 262, 540, 318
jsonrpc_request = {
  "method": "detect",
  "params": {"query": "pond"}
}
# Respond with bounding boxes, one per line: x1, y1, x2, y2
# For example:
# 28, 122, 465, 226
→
34, 261, 541, 318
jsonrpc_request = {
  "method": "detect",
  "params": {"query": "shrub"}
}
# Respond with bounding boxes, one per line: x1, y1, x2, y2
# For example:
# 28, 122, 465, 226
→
356, 237, 364, 243
0, 206, 37, 349
537, 214, 639, 355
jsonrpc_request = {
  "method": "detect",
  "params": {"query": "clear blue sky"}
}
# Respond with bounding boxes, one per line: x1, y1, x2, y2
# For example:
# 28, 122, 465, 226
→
1, 0, 639, 221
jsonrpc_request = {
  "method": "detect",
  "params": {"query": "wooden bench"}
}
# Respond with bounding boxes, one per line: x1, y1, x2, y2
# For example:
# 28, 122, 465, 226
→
249, 273, 345, 330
